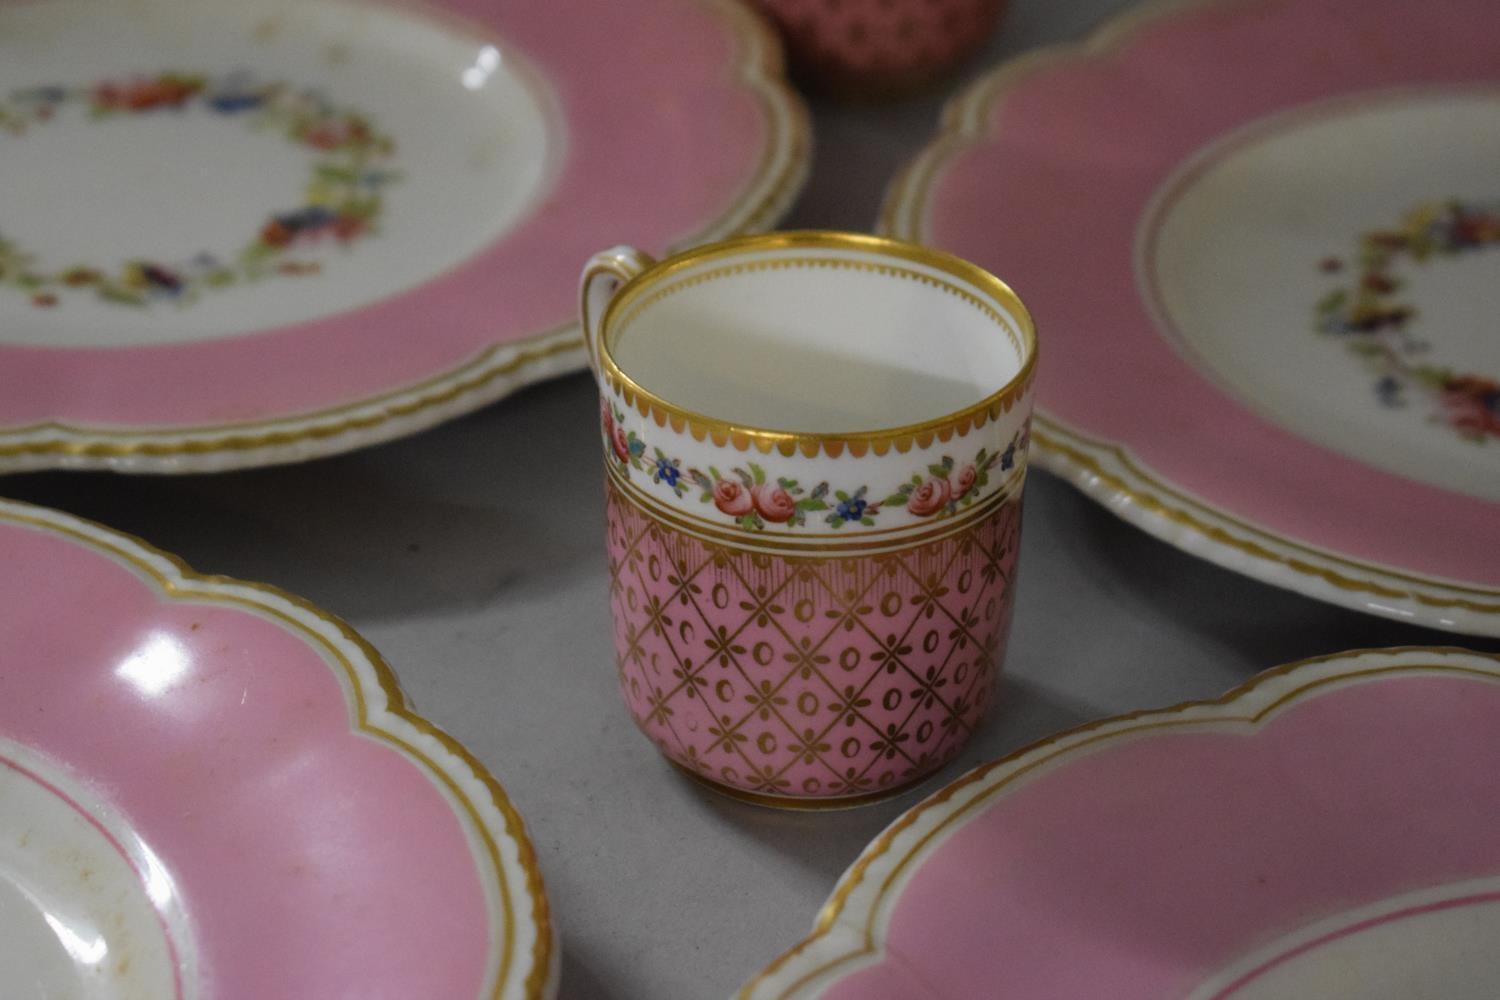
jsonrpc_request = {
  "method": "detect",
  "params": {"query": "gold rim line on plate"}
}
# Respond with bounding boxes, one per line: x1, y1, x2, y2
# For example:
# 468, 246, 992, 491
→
0, 0, 810, 469
876, 0, 1500, 623
0, 499, 555, 1000
595, 231, 1038, 460
1034, 416, 1500, 610
739, 646, 1500, 999
608, 460, 1023, 552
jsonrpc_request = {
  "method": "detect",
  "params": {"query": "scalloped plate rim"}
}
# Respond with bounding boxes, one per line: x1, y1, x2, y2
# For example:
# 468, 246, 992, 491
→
739, 644, 1500, 999
0, 496, 558, 999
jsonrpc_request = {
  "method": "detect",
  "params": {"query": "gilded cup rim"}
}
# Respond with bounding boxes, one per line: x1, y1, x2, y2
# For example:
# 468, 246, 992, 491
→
595, 230, 1038, 451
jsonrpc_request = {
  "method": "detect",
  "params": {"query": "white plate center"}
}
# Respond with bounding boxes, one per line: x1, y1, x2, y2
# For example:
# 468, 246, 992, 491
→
0, 740, 189, 999
1190, 879, 1500, 1000
10, 113, 312, 266
1143, 90, 1500, 503
0, 0, 560, 348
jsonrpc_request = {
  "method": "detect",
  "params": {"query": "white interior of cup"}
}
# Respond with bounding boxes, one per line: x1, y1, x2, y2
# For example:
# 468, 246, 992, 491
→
607, 243, 1029, 433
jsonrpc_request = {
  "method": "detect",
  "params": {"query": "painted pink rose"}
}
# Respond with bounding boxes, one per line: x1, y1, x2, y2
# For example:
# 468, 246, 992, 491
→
907, 477, 952, 517
713, 480, 754, 517
601, 400, 615, 439
752, 483, 797, 523
611, 424, 631, 463
1441, 375, 1500, 439
951, 464, 978, 500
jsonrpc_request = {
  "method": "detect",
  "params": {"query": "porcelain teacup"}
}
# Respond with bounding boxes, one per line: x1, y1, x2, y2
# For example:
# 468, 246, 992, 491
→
580, 231, 1036, 807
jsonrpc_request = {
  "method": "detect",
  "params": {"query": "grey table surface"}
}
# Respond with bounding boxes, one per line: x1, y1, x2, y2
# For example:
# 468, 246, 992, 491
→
7, 1, 1499, 997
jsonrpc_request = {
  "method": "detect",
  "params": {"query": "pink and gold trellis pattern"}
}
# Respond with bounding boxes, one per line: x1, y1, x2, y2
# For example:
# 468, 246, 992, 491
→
606, 477, 1022, 803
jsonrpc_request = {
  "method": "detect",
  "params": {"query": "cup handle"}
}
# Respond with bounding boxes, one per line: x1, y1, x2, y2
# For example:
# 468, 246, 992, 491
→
579, 246, 654, 378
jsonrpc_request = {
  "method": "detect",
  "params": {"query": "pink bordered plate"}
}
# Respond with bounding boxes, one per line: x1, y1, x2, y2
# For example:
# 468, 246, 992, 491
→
0, 0, 807, 473
742, 646, 1500, 999
881, 0, 1500, 635
0, 497, 555, 998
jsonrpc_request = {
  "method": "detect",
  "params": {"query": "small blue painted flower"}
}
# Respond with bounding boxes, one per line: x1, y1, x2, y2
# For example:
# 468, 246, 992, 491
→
835, 497, 867, 521
655, 457, 681, 487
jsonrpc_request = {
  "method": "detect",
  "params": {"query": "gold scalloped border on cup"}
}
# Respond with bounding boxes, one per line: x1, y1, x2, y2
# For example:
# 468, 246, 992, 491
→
738, 646, 1500, 999
877, 0, 1500, 634
1, 499, 557, 999
0, 0, 811, 474
597, 231, 1038, 459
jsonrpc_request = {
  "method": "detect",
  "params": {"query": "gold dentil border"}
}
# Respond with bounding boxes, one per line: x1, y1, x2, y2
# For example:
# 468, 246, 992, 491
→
596, 231, 1037, 459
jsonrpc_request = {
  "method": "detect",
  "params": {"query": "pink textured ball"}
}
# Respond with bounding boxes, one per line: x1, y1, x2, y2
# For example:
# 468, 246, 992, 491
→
755, 0, 1007, 99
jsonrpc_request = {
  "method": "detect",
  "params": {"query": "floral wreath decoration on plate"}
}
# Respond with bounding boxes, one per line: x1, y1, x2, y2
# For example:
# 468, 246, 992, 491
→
1315, 198, 1500, 442
0, 70, 399, 309
0, 0, 810, 475
603, 399, 1028, 532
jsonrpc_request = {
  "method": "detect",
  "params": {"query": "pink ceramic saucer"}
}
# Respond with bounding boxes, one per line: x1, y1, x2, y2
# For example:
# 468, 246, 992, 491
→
882, 0, 1500, 636
0, 498, 555, 998
0, 0, 807, 474
742, 646, 1500, 999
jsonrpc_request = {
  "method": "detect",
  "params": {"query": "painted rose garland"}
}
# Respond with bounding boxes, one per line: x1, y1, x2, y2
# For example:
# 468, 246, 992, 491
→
0, 71, 399, 308
603, 399, 1026, 531
1314, 199, 1500, 442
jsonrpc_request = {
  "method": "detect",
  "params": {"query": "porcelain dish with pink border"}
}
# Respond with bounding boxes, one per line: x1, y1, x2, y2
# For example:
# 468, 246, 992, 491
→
742, 646, 1500, 999
882, 0, 1500, 636
0, 0, 807, 473
0, 497, 556, 998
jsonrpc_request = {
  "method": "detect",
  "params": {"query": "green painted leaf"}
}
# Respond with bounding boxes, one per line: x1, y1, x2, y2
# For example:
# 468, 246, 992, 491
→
98, 286, 145, 306
860, 517, 875, 526
750, 463, 767, 485
883, 494, 907, 507
834, 490, 850, 502
315, 164, 358, 183
1315, 289, 1347, 313
1411, 366, 1450, 388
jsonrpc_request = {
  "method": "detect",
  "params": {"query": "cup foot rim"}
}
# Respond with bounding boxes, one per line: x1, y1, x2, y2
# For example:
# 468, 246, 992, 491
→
666, 759, 943, 812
